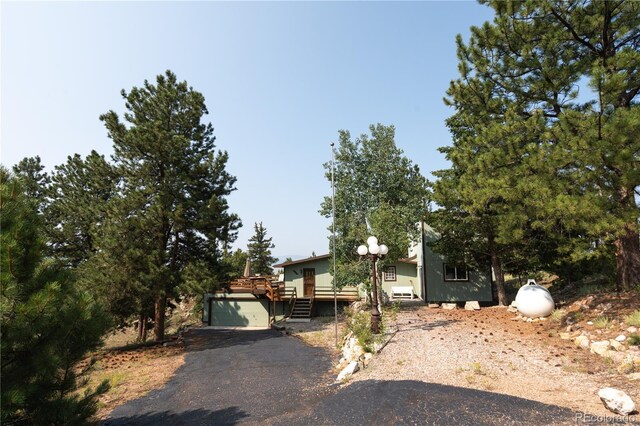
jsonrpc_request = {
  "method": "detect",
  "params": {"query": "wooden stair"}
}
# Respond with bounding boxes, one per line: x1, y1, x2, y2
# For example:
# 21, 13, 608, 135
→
287, 297, 313, 322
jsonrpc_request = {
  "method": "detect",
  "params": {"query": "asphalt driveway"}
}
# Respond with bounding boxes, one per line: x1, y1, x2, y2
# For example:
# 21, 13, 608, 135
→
107, 328, 584, 425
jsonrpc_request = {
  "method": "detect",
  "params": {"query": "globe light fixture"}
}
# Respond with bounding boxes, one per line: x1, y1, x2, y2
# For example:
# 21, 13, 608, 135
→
356, 235, 388, 334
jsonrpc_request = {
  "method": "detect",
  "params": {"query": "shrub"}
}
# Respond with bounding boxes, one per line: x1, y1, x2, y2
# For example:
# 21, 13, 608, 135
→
549, 309, 566, 323
593, 316, 611, 329
624, 310, 640, 327
628, 334, 640, 346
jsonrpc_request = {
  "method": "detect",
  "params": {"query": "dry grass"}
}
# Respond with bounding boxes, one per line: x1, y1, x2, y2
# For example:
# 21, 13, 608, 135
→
284, 316, 346, 355
625, 310, 640, 327
80, 342, 185, 420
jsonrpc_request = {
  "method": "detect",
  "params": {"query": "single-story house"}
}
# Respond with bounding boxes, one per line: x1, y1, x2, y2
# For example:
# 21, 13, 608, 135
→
203, 223, 493, 327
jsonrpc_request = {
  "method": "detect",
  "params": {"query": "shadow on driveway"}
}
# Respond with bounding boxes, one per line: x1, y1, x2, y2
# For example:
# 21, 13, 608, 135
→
279, 380, 581, 426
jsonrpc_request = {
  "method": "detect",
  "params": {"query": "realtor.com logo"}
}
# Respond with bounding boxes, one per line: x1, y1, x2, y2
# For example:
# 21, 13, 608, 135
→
575, 412, 638, 424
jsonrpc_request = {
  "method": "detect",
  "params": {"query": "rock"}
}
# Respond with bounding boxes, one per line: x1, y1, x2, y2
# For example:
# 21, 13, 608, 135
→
579, 304, 590, 311
590, 340, 611, 356
428, 303, 440, 308
566, 325, 573, 332
604, 350, 625, 364
615, 334, 627, 342
361, 352, 373, 367
598, 387, 636, 415
464, 301, 480, 311
587, 321, 594, 325
526, 317, 533, 323
336, 361, 359, 382
560, 332, 573, 340
617, 360, 635, 374
628, 326, 638, 333
627, 372, 640, 381
539, 317, 547, 321
507, 305, 518, 313
575, 335, 590, 349
609, 340, 624, 351
442, 303, 457, 310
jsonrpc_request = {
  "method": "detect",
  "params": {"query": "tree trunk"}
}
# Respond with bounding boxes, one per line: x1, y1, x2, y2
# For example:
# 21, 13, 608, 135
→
488, 232, 507, 306
614, 221, 640, 292
154, 295, 166, 342
137, 313, 145, 342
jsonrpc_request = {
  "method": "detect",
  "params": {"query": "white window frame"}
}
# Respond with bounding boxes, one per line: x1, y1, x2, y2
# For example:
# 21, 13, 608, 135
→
384, 266, 397, 281
443, 264, 469, 282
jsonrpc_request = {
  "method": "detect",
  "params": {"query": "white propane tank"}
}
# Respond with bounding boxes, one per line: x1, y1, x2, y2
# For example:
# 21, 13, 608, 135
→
515, 279, 555, 318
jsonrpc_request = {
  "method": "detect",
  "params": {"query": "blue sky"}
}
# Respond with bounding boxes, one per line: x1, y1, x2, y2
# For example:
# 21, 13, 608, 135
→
1, 1, 494, 260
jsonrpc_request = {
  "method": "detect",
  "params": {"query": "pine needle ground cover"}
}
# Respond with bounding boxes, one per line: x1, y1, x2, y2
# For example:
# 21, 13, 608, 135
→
78, 341, 185, 421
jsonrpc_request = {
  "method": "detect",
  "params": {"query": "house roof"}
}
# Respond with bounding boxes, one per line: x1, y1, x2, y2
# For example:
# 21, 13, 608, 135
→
274, 253, 418, 268
398, 255, 418, 264
273, 254, 330, 268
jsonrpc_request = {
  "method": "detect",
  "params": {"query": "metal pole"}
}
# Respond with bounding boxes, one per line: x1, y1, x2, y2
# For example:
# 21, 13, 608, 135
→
331, 142, 338, 347
370, 255, 380, 334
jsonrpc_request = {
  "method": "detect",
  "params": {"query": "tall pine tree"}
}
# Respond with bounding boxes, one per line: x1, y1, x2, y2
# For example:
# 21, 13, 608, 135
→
438, 0, 640, 291
99, 70, 241, 341
247, 222, 277, 276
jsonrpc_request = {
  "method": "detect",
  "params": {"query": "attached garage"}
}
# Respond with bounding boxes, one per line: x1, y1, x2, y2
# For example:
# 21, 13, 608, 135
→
203, 293, 270, 328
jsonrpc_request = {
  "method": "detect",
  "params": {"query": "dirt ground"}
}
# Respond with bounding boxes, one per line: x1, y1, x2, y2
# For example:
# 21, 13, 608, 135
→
80, 335, 186, 421
350, 301, 639, 419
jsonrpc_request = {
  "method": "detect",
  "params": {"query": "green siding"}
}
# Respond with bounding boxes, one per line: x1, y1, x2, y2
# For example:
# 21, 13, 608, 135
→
283, 258, 333, 295
203, 293, 270, 327
422, 226, 493, 302
380, 262, 419, 299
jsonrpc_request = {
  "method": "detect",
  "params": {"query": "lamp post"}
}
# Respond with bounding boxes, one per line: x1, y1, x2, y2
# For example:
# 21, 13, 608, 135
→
357, 236, 388, 334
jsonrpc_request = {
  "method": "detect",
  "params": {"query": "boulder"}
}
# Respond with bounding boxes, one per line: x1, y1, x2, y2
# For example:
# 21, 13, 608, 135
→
336, 361, 359, 382
609, 340, 624, 352
628, 326, 638, 333
627, 373, 640, 381
574, 335, 590, 349
428, 303, 440, 308
442, 303, 457, 310
615, 334, 627, 342
464, 301, 480, 311
598, 387, 636, 415
590, 340, 611, 356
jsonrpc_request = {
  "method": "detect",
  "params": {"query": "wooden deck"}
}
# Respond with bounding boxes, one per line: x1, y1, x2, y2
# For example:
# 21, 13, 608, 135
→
221, 277, 360, 302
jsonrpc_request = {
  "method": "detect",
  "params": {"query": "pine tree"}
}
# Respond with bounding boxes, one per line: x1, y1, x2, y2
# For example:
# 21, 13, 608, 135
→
247, 222, 277, 276
45, 151, 117, 267
99, 70, 241, 341
1, 168, 110, 424
12, 155, 50, 212
439, 0, 640, 291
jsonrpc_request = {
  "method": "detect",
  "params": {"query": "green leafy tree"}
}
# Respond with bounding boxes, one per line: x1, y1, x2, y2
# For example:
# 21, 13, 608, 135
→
1, 168, 110, 424
247, 222, 277, 276
99, 70, 241, 341
438, 0, 640, 292
320, 124, 430, 287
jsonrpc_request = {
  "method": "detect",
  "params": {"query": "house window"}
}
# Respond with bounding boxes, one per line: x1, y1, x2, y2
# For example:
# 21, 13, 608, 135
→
384, 266, 397, 281
444, 264, 468, 281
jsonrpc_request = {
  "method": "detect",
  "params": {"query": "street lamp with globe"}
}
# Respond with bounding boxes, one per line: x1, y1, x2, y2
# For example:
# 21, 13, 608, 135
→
357, 236, 388, 334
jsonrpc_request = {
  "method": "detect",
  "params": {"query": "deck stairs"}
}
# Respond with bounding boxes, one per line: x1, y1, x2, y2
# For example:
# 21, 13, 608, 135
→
287, 297, 313, 322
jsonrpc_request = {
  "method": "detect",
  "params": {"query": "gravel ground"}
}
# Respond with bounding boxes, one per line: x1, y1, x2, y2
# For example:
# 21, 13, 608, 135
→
351, 302, 639, 421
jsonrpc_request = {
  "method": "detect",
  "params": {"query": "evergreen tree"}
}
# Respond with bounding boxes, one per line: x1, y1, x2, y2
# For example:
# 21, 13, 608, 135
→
12, 155, 50, 212
438, 0, 640, 291
247, 222, 277, 276
1, 168, 109, 424
99, 70, 241, 341
46, 151, 118, 267
320, 124, 430, 287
